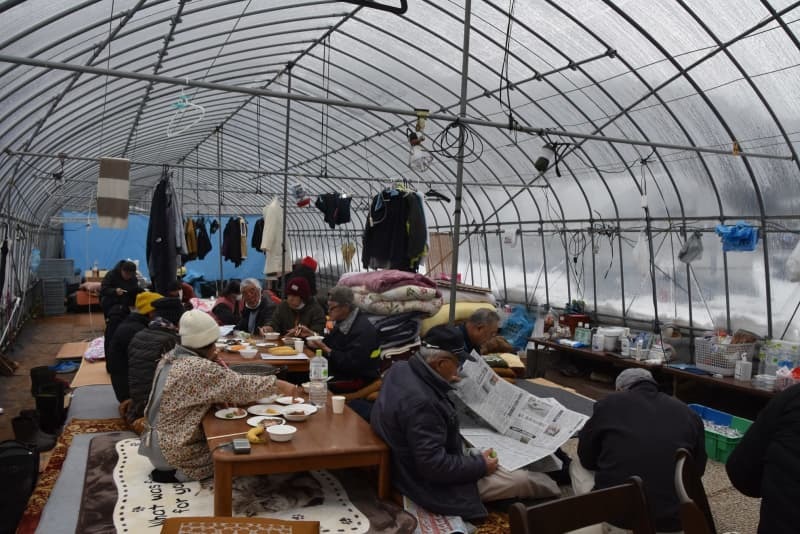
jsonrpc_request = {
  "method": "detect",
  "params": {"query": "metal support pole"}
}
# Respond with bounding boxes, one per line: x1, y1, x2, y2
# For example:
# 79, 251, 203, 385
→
280, 64, 293, 297
0, 52, 790, 162
448, 0, 473, 324
216, 129, 224, 295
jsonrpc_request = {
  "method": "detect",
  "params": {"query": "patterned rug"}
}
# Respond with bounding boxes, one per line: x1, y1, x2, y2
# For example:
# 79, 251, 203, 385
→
16, 417, 129, 534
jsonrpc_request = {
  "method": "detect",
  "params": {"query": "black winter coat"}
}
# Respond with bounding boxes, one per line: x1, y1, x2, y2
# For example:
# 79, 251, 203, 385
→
127, 323, 179, 420
325, 310, 380, 384
236, 298, 275, 334
370, 355, 487, 519
100, 262, 140, 316
577, 380, 706, 532
726, 383, 800, 534
146, 178, 178, 294
107, 313, 149, 401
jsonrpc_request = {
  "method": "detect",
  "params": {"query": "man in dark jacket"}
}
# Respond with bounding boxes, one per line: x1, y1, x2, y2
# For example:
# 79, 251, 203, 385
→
371, 326, 554, 520
101, 260, 141, 367
726, 383, 800, 534
266, 277, 326, 336
305, 286, 380, 393
575, 368, 706, 533
125, 297, 185, 427
459, 308, 500, 356
235, 278, 275, 334
107, 291, 162, 402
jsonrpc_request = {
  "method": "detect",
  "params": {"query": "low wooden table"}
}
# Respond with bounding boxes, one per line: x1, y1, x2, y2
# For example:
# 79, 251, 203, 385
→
219, 351, 310, 373
202, 396, 390, 516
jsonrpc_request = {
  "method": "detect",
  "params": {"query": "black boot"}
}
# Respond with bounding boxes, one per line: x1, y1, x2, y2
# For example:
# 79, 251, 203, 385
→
35, 382, 66, 435
30, 366, 57, 396
12, 410, 56, 452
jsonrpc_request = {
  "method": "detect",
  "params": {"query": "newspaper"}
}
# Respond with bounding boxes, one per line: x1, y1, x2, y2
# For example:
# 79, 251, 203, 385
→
453, 354, 588, 471
404, 496, 468, 534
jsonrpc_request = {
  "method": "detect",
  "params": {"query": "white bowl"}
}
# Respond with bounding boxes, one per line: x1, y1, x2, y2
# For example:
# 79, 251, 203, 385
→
267, 424, 297, 442
262, 332, 280, 341
301, 382, 311, 394
239, 348, 258, 359
305, 335, 324, 343
282, 408, 310, 422
282, 336, 301, 346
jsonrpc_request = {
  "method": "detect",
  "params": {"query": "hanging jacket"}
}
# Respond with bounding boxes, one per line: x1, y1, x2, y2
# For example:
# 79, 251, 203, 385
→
194, 217, 212, 260
221, 217, 245, 267
315, 193, 352, 229
146, 177, 177, 294
362, 189, 412, 271
251, 218, 265, 253
183, 218, 197, 261
260, 198, 291, 274
238, 217, 248, 260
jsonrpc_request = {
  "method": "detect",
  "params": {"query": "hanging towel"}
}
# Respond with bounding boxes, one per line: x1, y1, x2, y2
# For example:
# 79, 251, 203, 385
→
96, 157, 130, 229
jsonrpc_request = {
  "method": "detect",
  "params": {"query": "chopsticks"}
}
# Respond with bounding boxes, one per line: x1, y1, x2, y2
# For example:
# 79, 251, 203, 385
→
206, 430, 248, 441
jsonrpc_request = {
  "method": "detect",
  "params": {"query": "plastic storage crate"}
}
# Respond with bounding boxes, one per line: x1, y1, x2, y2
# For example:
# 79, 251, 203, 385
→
694, 337, 756, 376
37, 258, 74, 280
689, 404, 753, 463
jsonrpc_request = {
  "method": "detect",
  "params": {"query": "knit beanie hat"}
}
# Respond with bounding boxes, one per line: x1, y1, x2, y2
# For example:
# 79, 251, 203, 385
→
179, 310, 219, 349
152, 297, 185, 325
286, 277, 311, 301
301, 256, 318, 271
615, 368, 657, 391
135, 292, 163, 315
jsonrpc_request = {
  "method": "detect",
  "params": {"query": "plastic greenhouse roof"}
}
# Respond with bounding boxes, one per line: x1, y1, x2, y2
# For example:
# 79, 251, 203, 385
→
3, 0, 800, 337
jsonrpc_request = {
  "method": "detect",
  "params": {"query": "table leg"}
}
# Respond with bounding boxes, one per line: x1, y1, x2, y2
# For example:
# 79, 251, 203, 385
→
214, 462, 233, 516
378, 451, 391, 500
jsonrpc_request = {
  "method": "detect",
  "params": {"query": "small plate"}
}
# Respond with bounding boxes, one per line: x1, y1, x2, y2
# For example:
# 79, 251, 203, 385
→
306, 335, 325, 343
246, 415, 284, 428
282, 403, 317, 416
215, 407, 248, 420
256, 394, 278, 404
247, 404, 285, 416
275, 396, 306, 405
255, 342, 277, 349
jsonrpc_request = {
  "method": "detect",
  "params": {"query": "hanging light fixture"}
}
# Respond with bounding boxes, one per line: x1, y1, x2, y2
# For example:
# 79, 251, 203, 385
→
534, 143, 555, 173
408, 110, 433, 172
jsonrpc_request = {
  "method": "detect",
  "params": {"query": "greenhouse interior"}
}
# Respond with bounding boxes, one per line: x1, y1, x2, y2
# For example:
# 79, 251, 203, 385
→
1, 1, 799, 533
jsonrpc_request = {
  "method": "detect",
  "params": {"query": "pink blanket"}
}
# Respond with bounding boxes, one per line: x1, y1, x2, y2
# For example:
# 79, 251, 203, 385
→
339, 270, 436, 293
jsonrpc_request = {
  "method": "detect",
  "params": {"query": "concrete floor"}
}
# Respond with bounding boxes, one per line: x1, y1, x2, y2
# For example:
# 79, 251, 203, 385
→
0, 311, 104, 441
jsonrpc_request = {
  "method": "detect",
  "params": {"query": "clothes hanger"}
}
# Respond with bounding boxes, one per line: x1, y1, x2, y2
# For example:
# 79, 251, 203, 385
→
424, 186, 451, 203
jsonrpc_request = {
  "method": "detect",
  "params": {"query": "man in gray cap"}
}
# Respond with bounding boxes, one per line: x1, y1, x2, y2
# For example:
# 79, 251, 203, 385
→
371, 325, 559, 522
573, 367, 706, 533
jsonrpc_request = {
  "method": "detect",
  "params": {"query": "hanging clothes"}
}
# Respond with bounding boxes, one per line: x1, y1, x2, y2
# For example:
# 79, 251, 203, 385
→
183, 218, 198, 261
146, 172, 186, 294
315, 193, 352, 229
260, 198, 291, 275
194, 217, 212, 260
221, 217, 245, 267
238, 217, 248, 261
362, 187, 428, 272
251, 217, 265, 253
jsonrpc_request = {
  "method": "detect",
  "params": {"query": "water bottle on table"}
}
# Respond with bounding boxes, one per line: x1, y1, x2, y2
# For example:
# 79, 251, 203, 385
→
309, 349, 328, 407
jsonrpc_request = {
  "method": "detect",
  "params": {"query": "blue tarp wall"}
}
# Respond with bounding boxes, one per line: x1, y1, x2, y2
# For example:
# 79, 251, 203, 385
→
62, 211, 269, 284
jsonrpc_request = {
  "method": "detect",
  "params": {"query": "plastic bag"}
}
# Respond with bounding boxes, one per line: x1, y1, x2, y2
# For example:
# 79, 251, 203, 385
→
787, 239, 800, 282
715, 221, 759, 252
678, 231, 703, 264
499, 306, 535, 351
632, 232, 650, 273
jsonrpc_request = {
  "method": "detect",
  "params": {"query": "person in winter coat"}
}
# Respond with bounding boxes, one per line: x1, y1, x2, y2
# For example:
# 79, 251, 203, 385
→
107, 291, 162, 402
305, 286, 380, 393
235, 278, 275, 334
265, 277, 325, 336
125, 297, 186, 429
138, 310, 295, 481
101, 260, 141, 368
574, 368, 707, 533
210, 280, 241, 325
726, 383, 800, 534
370, 326, 559, 521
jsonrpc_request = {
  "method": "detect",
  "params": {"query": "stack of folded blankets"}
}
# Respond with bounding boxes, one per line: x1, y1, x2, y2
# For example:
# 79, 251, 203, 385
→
338, 270, 443, 367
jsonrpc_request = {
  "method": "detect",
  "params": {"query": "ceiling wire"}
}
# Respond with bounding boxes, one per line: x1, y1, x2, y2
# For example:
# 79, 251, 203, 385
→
100, 0, 115, 156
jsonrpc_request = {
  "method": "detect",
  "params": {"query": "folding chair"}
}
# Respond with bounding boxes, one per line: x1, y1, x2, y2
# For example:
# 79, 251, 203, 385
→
508, 476, 656, 534
675, 448, 717, 534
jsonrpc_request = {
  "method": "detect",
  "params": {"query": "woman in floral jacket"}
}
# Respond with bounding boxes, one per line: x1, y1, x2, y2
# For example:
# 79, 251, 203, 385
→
139, 310, 293, 481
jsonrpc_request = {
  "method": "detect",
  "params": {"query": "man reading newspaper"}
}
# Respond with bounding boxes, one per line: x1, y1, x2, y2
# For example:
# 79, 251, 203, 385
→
371, 325, 565, 522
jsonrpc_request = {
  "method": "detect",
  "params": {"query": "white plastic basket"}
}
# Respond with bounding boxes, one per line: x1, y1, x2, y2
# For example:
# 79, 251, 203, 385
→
694, 337, 756, 376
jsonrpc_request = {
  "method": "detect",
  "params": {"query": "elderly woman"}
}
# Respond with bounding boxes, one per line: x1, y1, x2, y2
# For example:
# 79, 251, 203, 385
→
210, 280, 241, 325
305, 286, 380, 393
264, 277, 326, 336
235, 278, 275, 334
139, 310, 294, 482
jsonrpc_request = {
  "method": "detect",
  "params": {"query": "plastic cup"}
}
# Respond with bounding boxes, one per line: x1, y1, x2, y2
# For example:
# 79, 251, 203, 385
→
331, 395, 346, 414
294, 339, 304, 353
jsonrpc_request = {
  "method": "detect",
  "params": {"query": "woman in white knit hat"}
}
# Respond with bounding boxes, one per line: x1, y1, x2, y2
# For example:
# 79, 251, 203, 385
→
139, 309, 294, 482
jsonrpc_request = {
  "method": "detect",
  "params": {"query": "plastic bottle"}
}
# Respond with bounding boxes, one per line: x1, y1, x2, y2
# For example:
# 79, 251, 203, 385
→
92, 260, 99, 278
309, 349, 328, 407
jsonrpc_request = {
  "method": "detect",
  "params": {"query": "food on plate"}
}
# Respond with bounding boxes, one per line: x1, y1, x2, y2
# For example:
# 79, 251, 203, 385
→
227, 344, 246, 352
265, 407, 281, 415
286, 409, 305, 416
268, 346, 297, 356
225, 407, 246, 419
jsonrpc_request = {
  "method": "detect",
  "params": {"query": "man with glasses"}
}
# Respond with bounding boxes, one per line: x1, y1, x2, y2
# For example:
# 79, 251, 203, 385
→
371, 325, 558, 521
235, 278, 275, 334
304, 286, 380, 393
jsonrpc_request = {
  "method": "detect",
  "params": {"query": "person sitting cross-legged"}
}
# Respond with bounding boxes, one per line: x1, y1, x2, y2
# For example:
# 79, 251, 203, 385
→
370, 325, 560, 521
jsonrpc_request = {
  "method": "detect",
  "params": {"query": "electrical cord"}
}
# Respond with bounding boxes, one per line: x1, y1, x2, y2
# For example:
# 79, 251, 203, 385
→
429, 120, 485, 163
